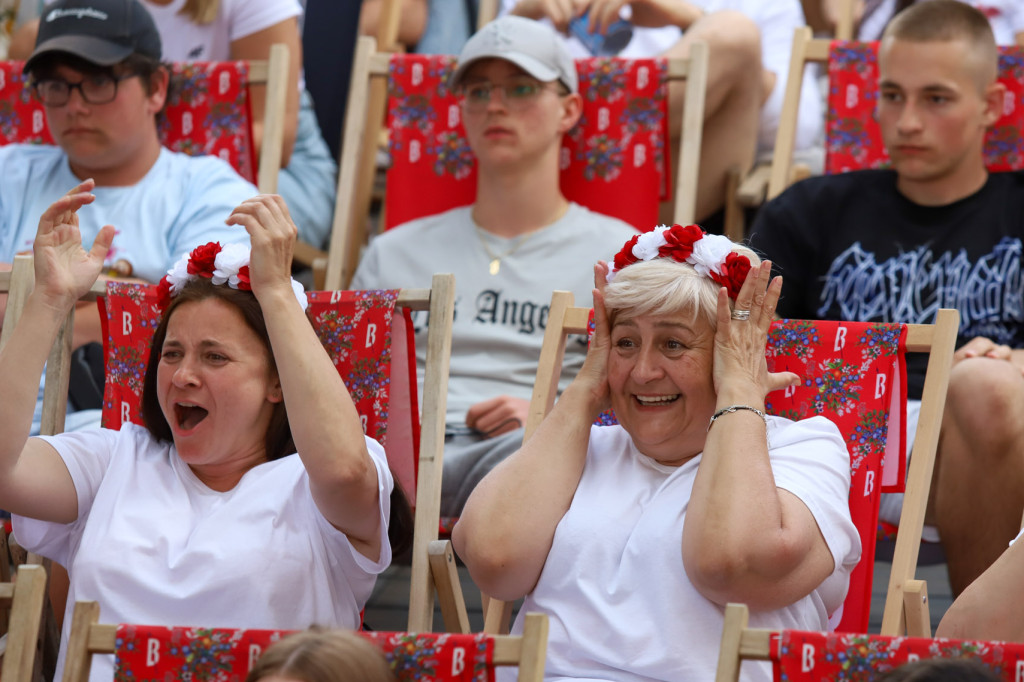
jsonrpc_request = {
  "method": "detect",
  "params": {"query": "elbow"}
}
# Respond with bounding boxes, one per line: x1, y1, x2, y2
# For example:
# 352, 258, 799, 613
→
684, 535, 811, 610
452, 521, 533, 602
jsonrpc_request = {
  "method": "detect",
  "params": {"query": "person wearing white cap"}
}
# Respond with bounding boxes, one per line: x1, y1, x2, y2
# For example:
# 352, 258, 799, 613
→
352, 16, 637, 517
0, 0, 257, 434
501, 0, 819, 224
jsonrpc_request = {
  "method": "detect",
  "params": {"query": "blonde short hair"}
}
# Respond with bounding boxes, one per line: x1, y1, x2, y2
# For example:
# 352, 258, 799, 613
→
603, 245, 760, 329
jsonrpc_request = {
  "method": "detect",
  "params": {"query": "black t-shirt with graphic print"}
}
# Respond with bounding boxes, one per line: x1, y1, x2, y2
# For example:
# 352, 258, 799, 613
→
750, 168, 1024, 399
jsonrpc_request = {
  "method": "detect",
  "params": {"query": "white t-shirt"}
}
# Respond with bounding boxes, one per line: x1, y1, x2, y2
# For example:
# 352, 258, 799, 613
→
860, 0, 1024, 44
142, 0, 301, 61
498, 0, 823, 155
351, 203, 636, 424
13, 423, 393, 682
502, 416, 861, 682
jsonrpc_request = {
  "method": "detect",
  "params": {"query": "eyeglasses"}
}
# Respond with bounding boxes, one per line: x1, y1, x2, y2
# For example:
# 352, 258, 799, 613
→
457, 77, 561, 112
31, 72, 138, 106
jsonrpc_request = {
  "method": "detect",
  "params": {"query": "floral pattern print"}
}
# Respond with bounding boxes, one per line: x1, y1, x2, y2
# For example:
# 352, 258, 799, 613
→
114, 625, 498, 682
385, 54, 668, 231
772, 629, 1024, 681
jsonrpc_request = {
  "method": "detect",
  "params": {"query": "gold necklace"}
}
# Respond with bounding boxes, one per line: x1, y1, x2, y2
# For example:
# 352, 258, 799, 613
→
474, 227, 535, 276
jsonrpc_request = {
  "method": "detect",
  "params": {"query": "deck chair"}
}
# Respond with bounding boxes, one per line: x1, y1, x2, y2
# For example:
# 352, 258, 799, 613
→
478, 292, 958, 637
62, 600, 548, 682
716, 601, 1024, 682
767, 34, 1024, 200
324, 36, 708, 289
0, 565, 47, 682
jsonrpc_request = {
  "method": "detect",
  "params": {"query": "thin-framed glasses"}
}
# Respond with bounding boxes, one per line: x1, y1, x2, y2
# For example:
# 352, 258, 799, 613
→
31, 72, 138, 106
457, 77, 561, 112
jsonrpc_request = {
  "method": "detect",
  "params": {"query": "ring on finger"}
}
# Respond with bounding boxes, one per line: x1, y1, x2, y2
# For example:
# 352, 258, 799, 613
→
731, 309, 751, 321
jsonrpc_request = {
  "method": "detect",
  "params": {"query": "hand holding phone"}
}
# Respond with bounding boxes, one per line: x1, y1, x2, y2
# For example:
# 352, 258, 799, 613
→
568, 9, 633, 56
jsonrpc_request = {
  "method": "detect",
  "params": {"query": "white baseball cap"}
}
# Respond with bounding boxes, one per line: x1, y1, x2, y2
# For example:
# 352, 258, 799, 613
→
450, 16, 578, 94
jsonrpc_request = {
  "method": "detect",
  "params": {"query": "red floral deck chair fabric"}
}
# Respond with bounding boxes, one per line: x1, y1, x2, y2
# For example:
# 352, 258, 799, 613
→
826, 43, 1024, 173
0, 60, 257, 184
765, 320, 908, 634
97, 281, 420, 506
386, 55, 669, 231
63, 602, 548, 682
113, 625, 496, 682
716, 602, 1024, 682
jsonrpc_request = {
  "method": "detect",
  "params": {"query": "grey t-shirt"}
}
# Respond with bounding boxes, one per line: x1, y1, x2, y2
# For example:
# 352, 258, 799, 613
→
352, 202, 636, 425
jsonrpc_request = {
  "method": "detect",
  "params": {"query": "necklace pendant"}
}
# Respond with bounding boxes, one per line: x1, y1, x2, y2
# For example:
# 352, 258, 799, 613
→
489, 258, 501, 276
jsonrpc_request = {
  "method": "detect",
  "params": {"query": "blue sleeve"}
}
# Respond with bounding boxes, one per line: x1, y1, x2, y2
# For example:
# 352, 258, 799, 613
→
166, 156, 258, 254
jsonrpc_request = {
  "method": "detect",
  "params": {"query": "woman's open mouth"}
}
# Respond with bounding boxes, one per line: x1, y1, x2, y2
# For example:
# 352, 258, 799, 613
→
174, 402, 209, 430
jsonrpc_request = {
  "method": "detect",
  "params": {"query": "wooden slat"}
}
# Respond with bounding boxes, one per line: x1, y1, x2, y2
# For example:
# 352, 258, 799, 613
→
673, 40, 707, 227
2, 565, 47, 682
427, 540, 470, 633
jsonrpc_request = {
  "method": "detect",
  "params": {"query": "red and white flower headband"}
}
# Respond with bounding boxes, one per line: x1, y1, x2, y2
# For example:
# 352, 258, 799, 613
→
606, 224, 752, 300
156, 242, 308, 311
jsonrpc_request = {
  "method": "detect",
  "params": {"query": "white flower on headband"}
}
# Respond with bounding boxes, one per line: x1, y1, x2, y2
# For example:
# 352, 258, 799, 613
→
690, 232, 734, 278
157, 242, 308, 311
633, 228, 667, 260
211, 243, 250, 286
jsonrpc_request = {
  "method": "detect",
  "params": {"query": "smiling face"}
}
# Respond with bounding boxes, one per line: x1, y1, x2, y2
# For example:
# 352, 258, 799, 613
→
458, 58, 579, 172
155, 297, 282, 487
877, 37, 1001, 202
607, 310, 718, 465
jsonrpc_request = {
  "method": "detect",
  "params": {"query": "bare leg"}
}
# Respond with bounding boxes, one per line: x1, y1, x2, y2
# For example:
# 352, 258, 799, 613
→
663, 11, 764, 222
933, 357, 1024, 595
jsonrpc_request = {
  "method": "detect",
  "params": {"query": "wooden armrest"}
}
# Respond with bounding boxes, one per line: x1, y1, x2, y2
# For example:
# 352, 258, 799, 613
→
736, 163, 772, 207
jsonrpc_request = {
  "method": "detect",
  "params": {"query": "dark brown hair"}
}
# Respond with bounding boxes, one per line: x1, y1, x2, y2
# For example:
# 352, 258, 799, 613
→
246, 629, 396, 682
876, 658, 1000, 682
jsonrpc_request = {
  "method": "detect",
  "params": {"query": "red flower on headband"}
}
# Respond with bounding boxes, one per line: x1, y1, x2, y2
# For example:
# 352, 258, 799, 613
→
156, 276, 172, 310
658, 223, 704, 262
710, 251, 753, 300
612, 234, 641, 271
187, 242, 222, 278
235, 265, 252, 291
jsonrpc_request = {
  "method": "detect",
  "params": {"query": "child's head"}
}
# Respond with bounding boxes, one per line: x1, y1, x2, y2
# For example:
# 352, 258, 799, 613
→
876, 658, 1001, 682
247, 629, 395, 682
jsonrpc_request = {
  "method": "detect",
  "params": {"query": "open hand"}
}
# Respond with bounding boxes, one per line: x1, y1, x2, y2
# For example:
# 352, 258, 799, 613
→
225, 195, 298, 304
33, 180, 114, 310
712, 259, 798, 401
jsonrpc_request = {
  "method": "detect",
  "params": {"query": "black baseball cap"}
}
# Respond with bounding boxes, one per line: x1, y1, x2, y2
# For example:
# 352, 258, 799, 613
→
24, 0, 162, 74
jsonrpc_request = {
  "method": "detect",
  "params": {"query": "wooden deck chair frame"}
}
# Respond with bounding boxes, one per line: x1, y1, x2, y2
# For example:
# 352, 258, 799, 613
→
0, 565, 48, 682
479, 295, 958, 637
323, 36, 708, 291
1, 258, 459, 634
61, 600, 549, 682
766, 26, 830, 202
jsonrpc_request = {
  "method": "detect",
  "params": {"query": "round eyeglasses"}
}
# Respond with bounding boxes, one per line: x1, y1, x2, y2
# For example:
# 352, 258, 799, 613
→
457, 77, 562, 112
31, 72, 139, 107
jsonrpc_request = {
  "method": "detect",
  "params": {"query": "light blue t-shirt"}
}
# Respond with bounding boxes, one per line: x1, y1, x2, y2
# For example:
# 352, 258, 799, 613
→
0, 144, 257, 283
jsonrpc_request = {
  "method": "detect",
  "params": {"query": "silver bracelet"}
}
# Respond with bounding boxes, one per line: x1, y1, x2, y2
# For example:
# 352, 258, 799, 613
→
707, 404, 767, 432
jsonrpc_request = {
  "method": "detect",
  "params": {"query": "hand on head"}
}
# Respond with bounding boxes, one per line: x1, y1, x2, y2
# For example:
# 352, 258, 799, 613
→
569, 261, 613, 412
33, 179, 115, 310
225, 195, 298, 303
712, 260, 799, 400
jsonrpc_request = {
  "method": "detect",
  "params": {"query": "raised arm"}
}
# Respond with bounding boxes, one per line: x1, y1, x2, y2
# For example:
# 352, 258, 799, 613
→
226, 195, 383, 560
682, 261, 835, 610
452, 263, 612, 601
0, 181, 114, 523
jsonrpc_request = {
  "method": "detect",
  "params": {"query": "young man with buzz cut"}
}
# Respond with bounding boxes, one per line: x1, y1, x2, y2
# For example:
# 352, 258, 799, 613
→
352, 16, 637, 517
750, 0, 1024, 596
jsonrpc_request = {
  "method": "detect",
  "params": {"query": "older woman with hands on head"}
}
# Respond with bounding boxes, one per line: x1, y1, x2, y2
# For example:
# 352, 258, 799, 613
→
0, 184, 396, 682
452, 224, 861, 682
